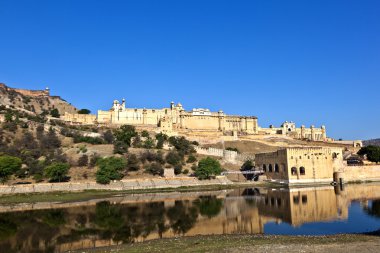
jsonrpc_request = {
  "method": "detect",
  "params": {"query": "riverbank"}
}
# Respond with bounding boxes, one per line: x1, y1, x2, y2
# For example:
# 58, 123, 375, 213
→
75, 233, 380, 253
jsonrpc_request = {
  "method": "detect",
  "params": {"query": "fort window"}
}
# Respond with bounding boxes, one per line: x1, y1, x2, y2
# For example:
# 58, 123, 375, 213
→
268, 164, 273, 172
265, 197, 269, 205
277, 198, 282, 207
332, 152, 338, 159
263, 164, 267, 172
275, 164, 279, 173
271, 197, 275, 206
302, 195, 308, 204
300, 167, 305, 175
291, 167, 297, 175
293, 196, 300, 204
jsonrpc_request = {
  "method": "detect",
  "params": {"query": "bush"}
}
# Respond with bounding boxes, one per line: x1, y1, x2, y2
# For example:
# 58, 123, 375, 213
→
141, 130, 150, 138
174, 165, 182, 175
241, 160, 254, 171
77, 155, 89, 167
77, 109, 91, 114
103, 130, 114, 144
183, 169, 189, 175
44, 162, 70, 182
142, 137, 155, 149
96, 157, 126, 184
0, 155, 22, 183
73, 135, 104, 145
126, 154, 140, 171
50, 109, 60, 118
358, 146, 380, 164
155, 133, 168, 149
166, 151, 182, 166
168, 136, 195, 155
186, 155, 197, 163
113, 125, 137, 154
195, 157, 222, 180
89, 154, 99, 167
145, 162, 164, 176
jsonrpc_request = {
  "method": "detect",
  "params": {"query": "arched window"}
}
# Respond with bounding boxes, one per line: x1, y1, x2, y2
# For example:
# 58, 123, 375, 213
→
275, 164, 279, 173
263, 164, 267, 172
300, 167, 305, 175
268, 164, 273, 172
291, 167, 297, 175
332, 152, 338, 159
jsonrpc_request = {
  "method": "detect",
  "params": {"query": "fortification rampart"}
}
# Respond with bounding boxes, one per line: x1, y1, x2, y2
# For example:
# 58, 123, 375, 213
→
195, 146, 254, 164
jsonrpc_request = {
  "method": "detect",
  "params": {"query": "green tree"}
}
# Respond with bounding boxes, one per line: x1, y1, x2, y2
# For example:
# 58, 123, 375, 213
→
145, 162, 164, 176
77, 109, 91, 114
141, 130, 150, 138
77, 155, 89, 167
241, 160, 254, 171
186, 154, 197, 163
0, 155, 22, 183
142, 137, 155, 149
195, 196, 223, 218
358, 146, 380, 164
195, 157, 222, 180
166, 151, 182, 166
155, 132, 168, 149
113, 125, 137, 154
126, 154, 140, 171
50, 108, 60, 118
4, 111, 13, 122
44, 162, 70, 182
96, 157, 126, 184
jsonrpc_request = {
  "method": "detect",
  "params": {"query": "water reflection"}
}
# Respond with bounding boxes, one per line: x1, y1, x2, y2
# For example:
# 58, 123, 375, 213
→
0, 184, 380, 253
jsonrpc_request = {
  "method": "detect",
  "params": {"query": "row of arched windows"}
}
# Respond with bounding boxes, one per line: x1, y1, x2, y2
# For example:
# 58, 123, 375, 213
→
262, 164, 281, 173
291, 166, 306, 176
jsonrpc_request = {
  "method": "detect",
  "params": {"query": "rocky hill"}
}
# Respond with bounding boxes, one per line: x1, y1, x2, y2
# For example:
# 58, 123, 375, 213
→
0, 83, 77, 115
363, 139, 380, 147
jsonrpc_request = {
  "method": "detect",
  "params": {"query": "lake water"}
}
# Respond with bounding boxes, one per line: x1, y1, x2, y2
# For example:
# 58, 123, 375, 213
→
0, 183, 380, 253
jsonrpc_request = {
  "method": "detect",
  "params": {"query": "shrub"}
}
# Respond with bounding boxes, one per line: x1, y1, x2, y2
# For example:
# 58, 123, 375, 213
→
50, 108, 60, 118
73, 135, 104, 145
166, 151, 182, 166
168, 136, 195, 155
358, 146, 380, 164
77, 155, 89, 167
145, 162, 164, 176
195, 157, 222, 180
113, 125, 137, 154
44, 162, 70, 182
141, 151, 158, 163
241, 160, 254, 171
174, 165, 182, 175
126, 154, 140, 171
103, 130, 114, 144
155, 133, 168, 149
96, 157, 126, 184
142, 137, 155, 149
141, 130, 150, 138
77, 109, 91, 114
89, 154, 99, 167
186, 155, 197, 163
183, 169, 189, 175
0, 155, 22, 183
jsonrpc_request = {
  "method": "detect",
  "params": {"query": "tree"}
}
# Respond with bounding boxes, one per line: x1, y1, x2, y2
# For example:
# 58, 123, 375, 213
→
142, 137, 155, 149
126, 154, 140, 171
195, 157, 222, 180
186, 155, 197, 163
44, 162, 70, 182
103, 130, 114, 144
4, 111, 13, 122
241, 160, 254, 171
113, 125, 137, 154
77, 109, 91, 114
358, 146, 380, 164
50, 108, 60, 118
145, 162, 164, 176
168, 136, 195, 155
96, 157, 126, 184
0, 155, 22, 183
40, 127, 61, 149
141, 130, 150, 138
166, 151, 182, 166
155, 132, 168, 149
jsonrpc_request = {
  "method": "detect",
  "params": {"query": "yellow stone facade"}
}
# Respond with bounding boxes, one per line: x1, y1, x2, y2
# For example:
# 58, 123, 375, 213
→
255, 147, 344, 184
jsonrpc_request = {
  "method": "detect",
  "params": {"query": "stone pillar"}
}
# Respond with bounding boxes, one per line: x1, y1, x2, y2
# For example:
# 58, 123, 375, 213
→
142, 109, 147, 125
218, 110, 225, 131
179, 110, 184, 129
300, 125, 305, 139
321, 125, 326, 141
310, 125, 315, 141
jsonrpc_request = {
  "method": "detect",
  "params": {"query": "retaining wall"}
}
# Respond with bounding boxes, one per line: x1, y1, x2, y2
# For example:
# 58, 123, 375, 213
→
0, 176, 233, 195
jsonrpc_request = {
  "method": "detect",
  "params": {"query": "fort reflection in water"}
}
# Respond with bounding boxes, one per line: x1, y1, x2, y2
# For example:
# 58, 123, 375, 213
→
1, 184, 380, 253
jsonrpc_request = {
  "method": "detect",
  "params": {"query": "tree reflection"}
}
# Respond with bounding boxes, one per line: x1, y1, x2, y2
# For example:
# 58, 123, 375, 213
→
167, 201, 198, 234
194, 196, 223, 218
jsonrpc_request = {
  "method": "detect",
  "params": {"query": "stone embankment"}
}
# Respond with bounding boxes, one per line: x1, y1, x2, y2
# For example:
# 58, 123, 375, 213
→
195, 146, 254, 164
0, 176, 232, 195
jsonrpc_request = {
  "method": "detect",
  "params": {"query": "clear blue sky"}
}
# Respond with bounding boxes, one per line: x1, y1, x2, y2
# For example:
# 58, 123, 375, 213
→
1, 0, 379, 140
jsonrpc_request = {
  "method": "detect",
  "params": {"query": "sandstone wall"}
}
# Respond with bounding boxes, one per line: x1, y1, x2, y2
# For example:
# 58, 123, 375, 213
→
342, 165, 380, 182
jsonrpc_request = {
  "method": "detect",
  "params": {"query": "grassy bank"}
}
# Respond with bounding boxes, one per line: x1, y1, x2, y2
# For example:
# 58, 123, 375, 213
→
78, 234, 380, 253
